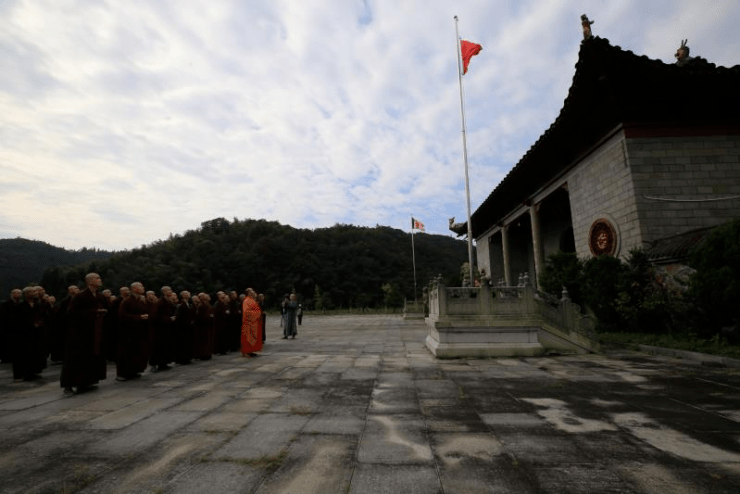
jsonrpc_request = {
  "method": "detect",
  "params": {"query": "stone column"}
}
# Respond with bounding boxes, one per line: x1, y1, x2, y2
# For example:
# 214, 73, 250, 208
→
529, 204, 544, 291
501, 225, 512, 286
437, 279, 447, 316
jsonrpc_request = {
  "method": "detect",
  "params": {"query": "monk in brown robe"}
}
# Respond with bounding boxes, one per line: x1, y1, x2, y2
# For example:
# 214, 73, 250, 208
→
61, 273, 108, 394
51, 285, 79, 363
149, 289, 177, 372
174, 291, 194, 365
193, 293, 215, 360
106, 286, 129, 362
116, 282, 149, 381
12, 286, 47, 381
0, 288, 22, 363
257, 293, 266, 342
214, 291, 231, 355
227, 291, 241, 351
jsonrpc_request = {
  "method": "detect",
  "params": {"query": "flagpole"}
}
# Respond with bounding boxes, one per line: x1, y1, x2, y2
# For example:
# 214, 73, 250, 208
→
454, 16, 476, 285
411, 216, 418, 302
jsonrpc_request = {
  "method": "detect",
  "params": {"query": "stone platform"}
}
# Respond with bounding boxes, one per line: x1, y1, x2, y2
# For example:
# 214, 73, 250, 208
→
425, 283, 600, 358
402, 299, 425, 320
2, 315, 740, 493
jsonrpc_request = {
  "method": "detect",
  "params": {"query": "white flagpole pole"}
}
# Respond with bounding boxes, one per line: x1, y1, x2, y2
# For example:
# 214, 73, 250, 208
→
411, 216, 418, 302
454, 16, 476, 285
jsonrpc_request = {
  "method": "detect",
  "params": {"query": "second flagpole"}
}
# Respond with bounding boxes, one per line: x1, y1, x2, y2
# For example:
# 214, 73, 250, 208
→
411, 215, 418, 302
454, 15, 476, 285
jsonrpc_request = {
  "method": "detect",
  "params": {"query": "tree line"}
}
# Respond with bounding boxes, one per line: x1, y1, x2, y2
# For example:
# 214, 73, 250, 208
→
0, 238, 112, 296
37, 218, 470, 310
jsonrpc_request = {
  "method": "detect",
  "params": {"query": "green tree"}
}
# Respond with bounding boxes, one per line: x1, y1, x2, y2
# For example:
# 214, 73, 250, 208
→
688, 219, 740, 336
580, 254, 626, 329
539, 252, 585, 306
381, 282, 403, 308
614, 250, 673, 334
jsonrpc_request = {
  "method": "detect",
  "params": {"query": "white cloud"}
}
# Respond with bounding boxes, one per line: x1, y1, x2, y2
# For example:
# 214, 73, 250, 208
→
0, 0, 738, 250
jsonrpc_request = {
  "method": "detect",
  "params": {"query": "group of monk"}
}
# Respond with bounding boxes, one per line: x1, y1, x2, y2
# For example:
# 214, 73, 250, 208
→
0, 273, 267, 395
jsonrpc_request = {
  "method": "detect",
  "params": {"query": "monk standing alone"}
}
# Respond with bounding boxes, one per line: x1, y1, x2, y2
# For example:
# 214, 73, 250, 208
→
241, 288, 262, 357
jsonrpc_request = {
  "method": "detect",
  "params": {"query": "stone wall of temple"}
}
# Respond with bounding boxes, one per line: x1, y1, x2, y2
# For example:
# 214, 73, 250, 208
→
628, 134, 740, 244
474, 131, 740, 282
566, 132, 642, 259
475, 234, 491, 280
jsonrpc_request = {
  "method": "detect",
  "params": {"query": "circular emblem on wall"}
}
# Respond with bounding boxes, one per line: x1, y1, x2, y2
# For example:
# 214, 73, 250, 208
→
588, 218, 617, 256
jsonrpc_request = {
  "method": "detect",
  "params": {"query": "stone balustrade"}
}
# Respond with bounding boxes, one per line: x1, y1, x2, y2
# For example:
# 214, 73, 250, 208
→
425, 274, 598, 358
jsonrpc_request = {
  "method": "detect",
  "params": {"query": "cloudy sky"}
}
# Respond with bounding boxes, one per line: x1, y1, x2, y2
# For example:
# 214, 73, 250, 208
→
1, 0, 738, 251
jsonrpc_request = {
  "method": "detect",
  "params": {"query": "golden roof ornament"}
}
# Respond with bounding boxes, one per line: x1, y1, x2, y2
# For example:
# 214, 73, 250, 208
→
581, 14, 594, 41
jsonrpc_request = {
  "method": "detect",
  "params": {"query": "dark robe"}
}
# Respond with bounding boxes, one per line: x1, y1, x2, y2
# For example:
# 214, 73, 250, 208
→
106, 297, 124, 362
213, 301, 231, 355
12, 300, 47, 380
229, 298, 242, 351
50, 296, 72, 362
284, 300, 298, 338
174, 300, 194, 364
0, 298, 20, 363
149, 297, 176, 368
60, 288, 107, 389
36, 301, 52, 363
258, 299, 266, 342
193, 302, 214, 360
117, 295, 150, 378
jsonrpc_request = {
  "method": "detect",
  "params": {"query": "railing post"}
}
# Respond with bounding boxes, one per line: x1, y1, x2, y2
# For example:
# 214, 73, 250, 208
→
479, 283, 492, 313
437, 278, 447, 316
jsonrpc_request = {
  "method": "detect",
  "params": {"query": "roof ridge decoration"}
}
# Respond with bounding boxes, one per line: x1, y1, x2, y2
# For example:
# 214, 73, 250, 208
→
674, 39, 711, 67
470, 34, 740, 239
676, 39, 693, 66
580, 14, 595, 41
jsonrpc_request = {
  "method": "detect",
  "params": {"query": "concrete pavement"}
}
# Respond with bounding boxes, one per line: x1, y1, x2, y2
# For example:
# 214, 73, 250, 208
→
2, 315, 740, 493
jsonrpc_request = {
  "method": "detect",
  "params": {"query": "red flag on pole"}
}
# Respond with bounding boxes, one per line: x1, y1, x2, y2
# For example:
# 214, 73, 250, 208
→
460, 40, 482, 74
411, 217, 425, 232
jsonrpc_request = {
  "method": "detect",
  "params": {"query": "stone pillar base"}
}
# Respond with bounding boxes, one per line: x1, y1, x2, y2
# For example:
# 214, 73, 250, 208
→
426, 335, 544, 358
425, 318, 545, 358
403, 300, 425, 320
404, 312, 425, 320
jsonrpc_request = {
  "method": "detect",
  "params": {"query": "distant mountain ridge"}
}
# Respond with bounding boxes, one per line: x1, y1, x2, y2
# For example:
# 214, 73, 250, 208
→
31, 218, 471, 309
0, 238, 113, 295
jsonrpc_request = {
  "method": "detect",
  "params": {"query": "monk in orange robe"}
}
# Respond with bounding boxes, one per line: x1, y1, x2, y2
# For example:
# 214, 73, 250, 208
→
241, 288, 262, 357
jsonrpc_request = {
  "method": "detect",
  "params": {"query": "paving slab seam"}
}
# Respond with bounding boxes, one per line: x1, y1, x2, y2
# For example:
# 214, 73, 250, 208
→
5, 316, 740, 493
345, 354, 384, 492
548, 364, 740, 441
158, 361, 331, 492
444, 365, 547, 490
413, 362, 449, 494
694, 376, 740, 392
666, 396, 740, 424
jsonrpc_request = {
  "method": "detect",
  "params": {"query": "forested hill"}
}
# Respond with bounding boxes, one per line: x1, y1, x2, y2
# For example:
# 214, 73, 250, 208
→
0, 238, 113, 295
39, 218, 471, 309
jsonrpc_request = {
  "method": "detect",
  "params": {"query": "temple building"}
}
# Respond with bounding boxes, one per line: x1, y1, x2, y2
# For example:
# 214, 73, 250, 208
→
471, 36, 740, 290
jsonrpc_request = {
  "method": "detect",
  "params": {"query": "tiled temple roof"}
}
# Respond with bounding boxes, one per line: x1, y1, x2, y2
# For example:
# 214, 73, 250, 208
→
471, 37, 740, 238
643, 226, 713, 264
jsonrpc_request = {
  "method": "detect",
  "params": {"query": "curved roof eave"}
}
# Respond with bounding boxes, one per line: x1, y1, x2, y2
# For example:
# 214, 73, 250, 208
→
471, 37, 740, 238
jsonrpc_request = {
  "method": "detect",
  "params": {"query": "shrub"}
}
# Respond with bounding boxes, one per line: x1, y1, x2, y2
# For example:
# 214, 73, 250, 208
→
541, 249, 676, 334
539, 252, 584, 306
615, 250, 674, 334
688, 218, 740, 337
581, 254, 626, 330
